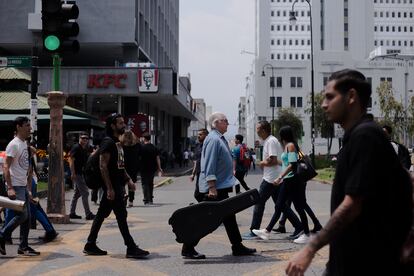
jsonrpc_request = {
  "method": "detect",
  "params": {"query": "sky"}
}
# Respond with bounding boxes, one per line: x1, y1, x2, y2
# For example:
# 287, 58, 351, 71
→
179, 0, 256, 137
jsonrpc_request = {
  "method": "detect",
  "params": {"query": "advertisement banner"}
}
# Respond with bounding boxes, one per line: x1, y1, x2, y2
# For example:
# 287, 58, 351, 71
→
138, 68, 159, 93
125, 113, 149, 137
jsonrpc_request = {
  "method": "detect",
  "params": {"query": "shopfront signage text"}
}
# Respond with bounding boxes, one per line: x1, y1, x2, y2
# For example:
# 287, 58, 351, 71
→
87, 74, 127, 88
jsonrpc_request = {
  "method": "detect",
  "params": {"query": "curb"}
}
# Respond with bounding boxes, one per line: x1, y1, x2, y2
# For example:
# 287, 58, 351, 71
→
314, 178, 333, 185
154, 177, 173, 188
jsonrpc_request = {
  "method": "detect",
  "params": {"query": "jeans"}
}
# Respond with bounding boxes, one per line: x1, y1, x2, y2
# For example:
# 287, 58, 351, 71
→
87, 185, 136, 248
0, 186, 30, 249
250, 180, 301, 231
182, 188, 243, 251
70, 174, 92, 216
141, 172, 155, 203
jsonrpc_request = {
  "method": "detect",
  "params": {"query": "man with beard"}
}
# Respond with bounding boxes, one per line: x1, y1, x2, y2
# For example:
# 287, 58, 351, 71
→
83, 113, 149, 259
286, 69, 413, 275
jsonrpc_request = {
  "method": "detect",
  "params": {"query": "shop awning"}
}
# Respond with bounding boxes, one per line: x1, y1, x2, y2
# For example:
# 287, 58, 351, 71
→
0, 114, 104, 128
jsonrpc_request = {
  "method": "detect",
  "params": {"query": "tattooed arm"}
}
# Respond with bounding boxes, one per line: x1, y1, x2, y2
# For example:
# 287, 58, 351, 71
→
285, 195, 363, 276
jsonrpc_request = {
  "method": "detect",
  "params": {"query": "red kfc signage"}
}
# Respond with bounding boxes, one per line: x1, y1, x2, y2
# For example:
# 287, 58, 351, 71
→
87, 74, 127, 88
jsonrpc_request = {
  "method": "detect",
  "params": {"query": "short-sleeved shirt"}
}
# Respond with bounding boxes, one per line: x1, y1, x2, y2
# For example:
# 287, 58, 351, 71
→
280, 150, 298, 179
328, 115, 412, 275
262, 135, 282, 183
99, 136, 125, 187
5, 137, 30, 187
140, 143, 159, 174
232, 144, 247, 173
123, 143, 141, 182
70, 143, 89, 175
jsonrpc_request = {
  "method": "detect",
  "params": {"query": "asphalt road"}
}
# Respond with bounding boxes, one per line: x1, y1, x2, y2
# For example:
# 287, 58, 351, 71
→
0, 170, 332, 276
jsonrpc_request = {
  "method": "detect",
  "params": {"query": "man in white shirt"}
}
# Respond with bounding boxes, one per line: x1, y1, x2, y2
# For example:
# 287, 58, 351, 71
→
243, 121, 302, 239
0, 116, 40, 256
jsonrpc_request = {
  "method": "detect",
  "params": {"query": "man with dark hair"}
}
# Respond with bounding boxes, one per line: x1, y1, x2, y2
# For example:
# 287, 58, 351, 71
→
232, 134, 250, 193
286, 69, 413, 275
140, 132, 162, 205
383, 124, 411, 169
0, 116, 40, 256
83, 113, 149, 259
69, 133, 95, 220
190, 128, 209, 202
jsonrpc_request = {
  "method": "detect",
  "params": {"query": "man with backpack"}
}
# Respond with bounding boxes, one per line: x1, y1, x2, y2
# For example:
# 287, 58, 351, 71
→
383, 125, 411, 169
232, 134, 250, 194
83, 113, 149, 259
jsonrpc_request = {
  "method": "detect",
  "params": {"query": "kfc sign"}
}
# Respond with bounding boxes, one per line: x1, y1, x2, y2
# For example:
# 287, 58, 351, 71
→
138, 69, 159, 93
88, 74, 127, 88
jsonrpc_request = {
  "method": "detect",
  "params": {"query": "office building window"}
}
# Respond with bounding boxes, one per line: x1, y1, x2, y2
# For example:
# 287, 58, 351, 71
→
271, 25, 274, 31
271, 11, 274, 16
276, 97, 282, 107
271, 54, 274, 59
271, 39, 274, 45
291, 77, 296, 87
276, 77, 282, 87
297, 97, 303, 108
323, 76, 328, 86
290, 97, 296, 107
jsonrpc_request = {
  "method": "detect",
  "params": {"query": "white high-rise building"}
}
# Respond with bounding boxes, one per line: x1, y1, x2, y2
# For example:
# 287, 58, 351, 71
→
247, 0, 414, 152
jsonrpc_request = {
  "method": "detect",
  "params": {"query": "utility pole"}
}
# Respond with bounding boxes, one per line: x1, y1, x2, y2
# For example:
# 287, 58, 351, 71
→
30, 46, 39, 146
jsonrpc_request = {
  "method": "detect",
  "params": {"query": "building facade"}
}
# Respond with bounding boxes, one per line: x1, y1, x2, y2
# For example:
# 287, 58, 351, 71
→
238, 97, 247, 137
248, 0, 414, 153
0, 0, 196, 154
188, 98, 207, 140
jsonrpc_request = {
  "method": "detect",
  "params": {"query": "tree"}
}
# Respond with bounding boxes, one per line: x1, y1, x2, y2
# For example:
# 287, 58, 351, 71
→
273, 108, 304, 142
305, 91, 334, 157
376, 81, 405, 141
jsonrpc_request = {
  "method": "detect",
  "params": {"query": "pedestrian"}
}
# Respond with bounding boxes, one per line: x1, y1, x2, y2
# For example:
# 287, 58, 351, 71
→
190, 128, 208, 202
181, 112, 256, 259
232, 134, 250, 194
253, 125, 311, 244
383, 124, 411, 169
0, 116, 40, 256
286, 69, 413, 275
140, 133, 163, 205
250, 148, 256, 171
243, 121, 303, 240
83, 113, 149, 259
69, 133, 95, 220
120, 130, 141, 208
183, 149, 189, 167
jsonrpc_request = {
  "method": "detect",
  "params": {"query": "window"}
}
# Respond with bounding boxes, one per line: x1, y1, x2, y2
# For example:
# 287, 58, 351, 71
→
290, 77, 296, 87
276, 77, 282, 87
277, 25, 280, 31
289, 25, 293, 31
283, 39, 286, 45
289, 39, 293, 45
283, 25, 287, 31
271, 25, 274, 31
289, 54, 293, 60
380, 77, 393, 87
283, 10, 286, 16
374, 26, 377, 32
297, 77, 303, 87
302, 39, 305, 45
290, 97, 296, 107
295, 54, 299, 59
277, 10, 280, 16
297, 97, 303, 108
271, 39, 274, 45
277, 53, 281, 59
301, 54, 305, 59
344, 23, 348, 31
271, 54, 274, 60
323, 76, 329, 86
301, 25, 304, 31
277, 39, 280, 45
276, 97, 282, 107
271, 11, 274, 16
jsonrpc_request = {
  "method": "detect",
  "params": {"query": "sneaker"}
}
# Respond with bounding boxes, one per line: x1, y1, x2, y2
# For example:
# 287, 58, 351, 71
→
242, 231, 259, 240
287, 228, 304, 240
17, 246, 40, 256
83, 243, 107, 256
232, 243, 257, 256
0, 235, 5, 255
293, 233, 311, 244
69, 213, 82, 219
126, 246, 150, 259
272, 225, 286, 233
39, 231, 59, 243
252, 229, 270, 240
311, 224, 323, 234
85, 213, 96, 220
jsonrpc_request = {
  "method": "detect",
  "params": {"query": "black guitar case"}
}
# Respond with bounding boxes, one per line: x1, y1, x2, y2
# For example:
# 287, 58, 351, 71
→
168, 189, 260, 245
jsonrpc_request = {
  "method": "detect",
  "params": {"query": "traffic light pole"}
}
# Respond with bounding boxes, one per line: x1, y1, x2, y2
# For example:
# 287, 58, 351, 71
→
53, 53, 60, 91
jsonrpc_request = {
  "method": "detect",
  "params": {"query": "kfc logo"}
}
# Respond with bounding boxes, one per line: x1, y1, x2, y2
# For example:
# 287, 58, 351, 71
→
138, 69, 159, 93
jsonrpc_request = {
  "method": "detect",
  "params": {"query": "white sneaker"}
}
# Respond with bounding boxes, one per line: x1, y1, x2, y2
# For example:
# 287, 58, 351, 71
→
293, 233, 310, 244
252, 229, 270, 240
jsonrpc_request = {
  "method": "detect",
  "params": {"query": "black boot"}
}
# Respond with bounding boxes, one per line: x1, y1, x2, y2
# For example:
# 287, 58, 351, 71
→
83, 242, 107, 256
126, 245, 150, 259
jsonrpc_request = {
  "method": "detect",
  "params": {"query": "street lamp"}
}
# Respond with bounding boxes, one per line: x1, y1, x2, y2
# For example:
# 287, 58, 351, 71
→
261, 64, 276, 135
290, 0, 315, 166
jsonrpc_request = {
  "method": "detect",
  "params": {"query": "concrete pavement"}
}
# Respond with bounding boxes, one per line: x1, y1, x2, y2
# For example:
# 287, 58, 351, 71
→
0, 170, 331, 276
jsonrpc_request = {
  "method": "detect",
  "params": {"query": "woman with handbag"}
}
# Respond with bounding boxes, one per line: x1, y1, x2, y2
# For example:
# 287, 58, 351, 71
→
253, 125, 311, 244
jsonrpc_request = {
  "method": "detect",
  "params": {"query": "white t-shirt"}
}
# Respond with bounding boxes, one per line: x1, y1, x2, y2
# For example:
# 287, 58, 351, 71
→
5, 137, 30, 187
262, 135, 283, 183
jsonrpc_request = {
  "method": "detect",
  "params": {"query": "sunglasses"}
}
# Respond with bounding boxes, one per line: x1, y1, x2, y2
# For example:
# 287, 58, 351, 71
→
80, 137, 89, 140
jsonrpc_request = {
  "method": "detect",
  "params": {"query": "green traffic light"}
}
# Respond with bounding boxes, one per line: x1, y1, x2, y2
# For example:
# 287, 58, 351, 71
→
44, 35, 60, 51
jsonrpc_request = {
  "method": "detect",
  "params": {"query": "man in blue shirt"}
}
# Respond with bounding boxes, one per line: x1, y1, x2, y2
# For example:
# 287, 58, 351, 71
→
181, 112, 256, 259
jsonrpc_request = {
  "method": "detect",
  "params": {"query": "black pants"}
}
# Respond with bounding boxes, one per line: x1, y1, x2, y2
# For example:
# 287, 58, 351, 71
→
141, 172, 155, 203
87, 186, 136, 248
266, 176, 309, 234
234, 170, 250, 193
182, 188, 243, 252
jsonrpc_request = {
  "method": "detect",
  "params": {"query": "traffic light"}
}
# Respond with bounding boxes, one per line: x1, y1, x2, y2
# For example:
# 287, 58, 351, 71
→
42, 0, 80, 53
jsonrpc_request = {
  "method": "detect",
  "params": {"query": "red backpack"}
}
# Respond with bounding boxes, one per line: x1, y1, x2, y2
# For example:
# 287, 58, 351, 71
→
239, 144, 251, 169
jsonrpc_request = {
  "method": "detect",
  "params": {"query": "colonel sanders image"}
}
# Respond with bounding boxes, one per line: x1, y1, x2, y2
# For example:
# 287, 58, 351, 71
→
143, 70, 154, 90
139, 121, 147, 132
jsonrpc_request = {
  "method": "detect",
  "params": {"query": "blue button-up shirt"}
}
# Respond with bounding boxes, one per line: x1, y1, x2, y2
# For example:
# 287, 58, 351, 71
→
198, 129, 236, 193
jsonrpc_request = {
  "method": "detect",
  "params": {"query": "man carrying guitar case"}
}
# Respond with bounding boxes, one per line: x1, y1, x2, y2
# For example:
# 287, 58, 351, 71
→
169, 112, 257, 259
